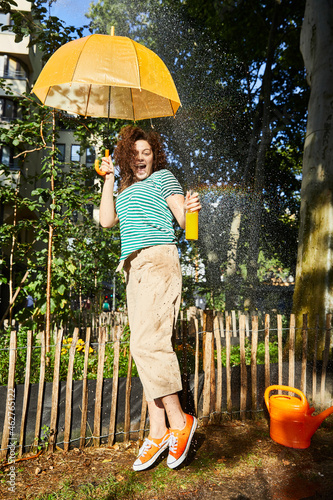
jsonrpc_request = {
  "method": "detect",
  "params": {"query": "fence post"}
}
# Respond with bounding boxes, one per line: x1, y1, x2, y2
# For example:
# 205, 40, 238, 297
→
312, 315, 319, 402
251, 316, 258, 417
239, 315, 247, 421
80, 327, 91, 449
0, 330, 17, 460
226, 315, 232, 416
193, 316, 200, 416
320, 313, 332, 404
33, 330, 46, 453
108, 330, 120, 446
48, 328, 63, 453
202, 310, 215, 424
64, 328, 79, 452
214, 314, 222, 414
18, 329, 32, 457
264, 314, 270, 389
181, 317, 189, 410
277, 314, 283, 388
288, 314, 296, 389
301, 314, 308, 394
124, 352, 133, 444
93, 327, 106, 447
138, 392, 147, 444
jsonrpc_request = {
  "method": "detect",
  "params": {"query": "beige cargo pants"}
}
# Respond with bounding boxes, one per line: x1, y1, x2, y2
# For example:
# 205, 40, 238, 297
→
124, 244, 183, 402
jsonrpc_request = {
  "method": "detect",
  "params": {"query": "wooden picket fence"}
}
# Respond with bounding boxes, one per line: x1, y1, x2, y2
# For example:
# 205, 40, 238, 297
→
0, 309, 332, 460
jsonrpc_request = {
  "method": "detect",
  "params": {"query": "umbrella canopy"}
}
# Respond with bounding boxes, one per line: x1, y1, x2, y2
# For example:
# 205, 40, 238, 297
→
32, 33, 181, 121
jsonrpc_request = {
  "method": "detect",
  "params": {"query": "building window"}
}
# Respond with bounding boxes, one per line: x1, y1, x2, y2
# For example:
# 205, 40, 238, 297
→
0, 55, 27, 79
0, 98, 17, 121
71, 144, 81, 162
0, 12, 10, 28
85, 147, 95, 163
0, 145, 19, 170
56, 144, 65, 163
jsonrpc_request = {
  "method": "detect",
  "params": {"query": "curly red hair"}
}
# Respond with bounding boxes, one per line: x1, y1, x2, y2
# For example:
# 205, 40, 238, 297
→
114, 125, 168, 192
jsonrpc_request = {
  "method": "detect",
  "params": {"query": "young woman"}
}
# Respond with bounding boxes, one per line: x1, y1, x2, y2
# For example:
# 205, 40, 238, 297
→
99, 125, 201, 471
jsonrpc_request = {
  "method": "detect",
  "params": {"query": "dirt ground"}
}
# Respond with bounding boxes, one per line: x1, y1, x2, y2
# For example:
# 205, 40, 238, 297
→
1, 417, 333, 500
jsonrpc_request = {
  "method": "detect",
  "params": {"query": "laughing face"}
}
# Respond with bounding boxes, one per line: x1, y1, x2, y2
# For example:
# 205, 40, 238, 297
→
132, 140, 154, 181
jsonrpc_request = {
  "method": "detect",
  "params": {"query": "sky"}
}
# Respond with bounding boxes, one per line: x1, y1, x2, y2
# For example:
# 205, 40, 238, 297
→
50, 0, 92, 33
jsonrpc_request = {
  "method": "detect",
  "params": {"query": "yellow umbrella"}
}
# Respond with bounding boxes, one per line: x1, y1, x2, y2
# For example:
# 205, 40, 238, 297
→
32, 31, 181, 121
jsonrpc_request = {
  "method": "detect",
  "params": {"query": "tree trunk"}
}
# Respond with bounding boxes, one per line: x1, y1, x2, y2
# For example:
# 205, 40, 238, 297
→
293, 0, 333, 351
244, 2, 278, 310
225, 208, 242, 310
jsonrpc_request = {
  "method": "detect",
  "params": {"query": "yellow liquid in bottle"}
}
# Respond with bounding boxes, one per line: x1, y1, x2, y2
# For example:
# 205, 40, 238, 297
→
185, 211, 199, 240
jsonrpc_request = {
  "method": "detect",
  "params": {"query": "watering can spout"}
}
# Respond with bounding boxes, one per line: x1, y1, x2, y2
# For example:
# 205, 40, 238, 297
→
264, 385, 333, 449
310, 405, 333, 432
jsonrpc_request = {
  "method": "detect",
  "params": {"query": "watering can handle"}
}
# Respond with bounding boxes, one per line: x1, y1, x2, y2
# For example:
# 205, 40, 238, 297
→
264, 385, 307, 410
94, 149, 110, 176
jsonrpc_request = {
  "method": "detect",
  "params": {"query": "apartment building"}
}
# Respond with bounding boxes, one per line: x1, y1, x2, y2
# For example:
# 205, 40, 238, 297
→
0, 1, 99, 319
0, 0, 43, 181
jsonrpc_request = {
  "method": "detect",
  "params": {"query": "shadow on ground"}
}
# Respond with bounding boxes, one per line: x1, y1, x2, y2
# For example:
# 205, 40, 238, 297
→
1, 417, 332, 499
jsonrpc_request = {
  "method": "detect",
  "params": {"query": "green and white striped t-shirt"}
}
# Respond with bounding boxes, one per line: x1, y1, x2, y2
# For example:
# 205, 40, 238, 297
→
115, 169, 184, 262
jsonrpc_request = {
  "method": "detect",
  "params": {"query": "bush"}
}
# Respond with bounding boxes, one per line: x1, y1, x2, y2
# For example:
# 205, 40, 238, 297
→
220, 339, 279, 367
0, 326, 138, 386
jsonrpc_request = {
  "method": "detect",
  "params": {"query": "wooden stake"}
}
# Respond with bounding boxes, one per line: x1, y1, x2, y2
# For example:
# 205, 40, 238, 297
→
48, 328, 63, 453
18, 330, 32, 457
288, 314, 296, 389
0, 330, 17, 459
64, 328, 79, 452
301, 314, 308, 394
80, 327, 91, 449
124, 353, 133, 443
93, 327, 106, 447
108, 334, 120, 446
239, 315, 247, 420
251, 316, 258, 416
264, 314, 270, 389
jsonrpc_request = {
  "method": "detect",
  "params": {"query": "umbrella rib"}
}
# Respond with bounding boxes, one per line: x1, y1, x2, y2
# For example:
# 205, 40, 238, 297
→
128, 39, 141, 91
70, 35, 93, 82
84, 85, 92, 118
130, 88, 135, 121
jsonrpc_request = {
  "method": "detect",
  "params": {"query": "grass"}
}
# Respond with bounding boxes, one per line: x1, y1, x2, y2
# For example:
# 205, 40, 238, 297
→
18, 418, 333, 500
29, 457, 219, 500
29, 450, 240, 500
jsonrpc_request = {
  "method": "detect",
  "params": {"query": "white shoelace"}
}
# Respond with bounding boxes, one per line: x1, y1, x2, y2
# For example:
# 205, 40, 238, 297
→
138, 438, 155, 457
169, 433, 178, 453
139, 434, 170, 458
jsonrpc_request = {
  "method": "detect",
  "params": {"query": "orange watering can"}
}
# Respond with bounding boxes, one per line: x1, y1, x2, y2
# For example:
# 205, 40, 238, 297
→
264, 385, 333, 449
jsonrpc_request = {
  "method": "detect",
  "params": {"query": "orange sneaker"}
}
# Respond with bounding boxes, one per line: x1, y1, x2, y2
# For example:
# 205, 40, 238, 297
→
167, 413, 197, 469
133, 430, 170, 471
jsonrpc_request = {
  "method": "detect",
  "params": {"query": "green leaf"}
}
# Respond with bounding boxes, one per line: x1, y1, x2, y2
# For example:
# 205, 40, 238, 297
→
57, 284, 66, 295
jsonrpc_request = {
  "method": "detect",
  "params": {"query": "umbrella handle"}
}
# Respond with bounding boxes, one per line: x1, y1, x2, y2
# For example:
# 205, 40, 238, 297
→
94, 149, 110, 176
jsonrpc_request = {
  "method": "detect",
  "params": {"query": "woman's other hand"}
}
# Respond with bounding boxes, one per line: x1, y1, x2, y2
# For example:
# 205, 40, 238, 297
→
184, 191, 201, 213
